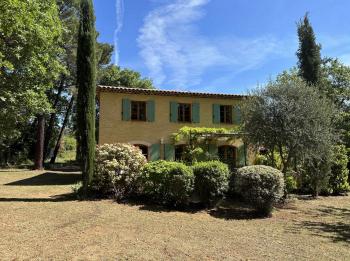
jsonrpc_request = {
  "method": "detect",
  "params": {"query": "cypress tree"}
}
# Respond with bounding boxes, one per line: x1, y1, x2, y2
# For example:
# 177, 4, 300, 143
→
76, 0, 96, 192
296, 13, 322, 85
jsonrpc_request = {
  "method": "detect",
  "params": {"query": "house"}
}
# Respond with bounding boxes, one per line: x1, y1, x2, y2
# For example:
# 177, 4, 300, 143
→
97, 86, 251, 167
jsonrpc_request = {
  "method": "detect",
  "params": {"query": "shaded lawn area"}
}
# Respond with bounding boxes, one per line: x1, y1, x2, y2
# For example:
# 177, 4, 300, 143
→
0, 170, 349, 260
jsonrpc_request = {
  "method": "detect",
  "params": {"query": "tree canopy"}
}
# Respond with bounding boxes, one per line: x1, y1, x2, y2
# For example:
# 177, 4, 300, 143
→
242, 72, 337, 174
0, 0, 64, 145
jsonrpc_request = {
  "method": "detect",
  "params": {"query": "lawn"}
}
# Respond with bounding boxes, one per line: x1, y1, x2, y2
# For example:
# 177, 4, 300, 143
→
0, 170, 349, 260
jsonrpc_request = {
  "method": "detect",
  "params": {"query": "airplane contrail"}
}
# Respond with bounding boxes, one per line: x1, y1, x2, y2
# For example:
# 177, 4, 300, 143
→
114, 0, 124, 65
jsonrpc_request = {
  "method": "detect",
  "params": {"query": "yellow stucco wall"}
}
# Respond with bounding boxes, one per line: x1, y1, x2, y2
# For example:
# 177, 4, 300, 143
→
99, 91, 244, 146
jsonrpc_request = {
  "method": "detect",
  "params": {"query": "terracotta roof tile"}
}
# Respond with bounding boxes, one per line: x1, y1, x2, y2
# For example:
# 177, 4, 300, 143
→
97, 85, 246, 99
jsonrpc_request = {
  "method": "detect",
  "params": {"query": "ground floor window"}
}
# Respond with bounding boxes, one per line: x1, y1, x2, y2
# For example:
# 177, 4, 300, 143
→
218, 145, 236, 166
134, 144, 148, 159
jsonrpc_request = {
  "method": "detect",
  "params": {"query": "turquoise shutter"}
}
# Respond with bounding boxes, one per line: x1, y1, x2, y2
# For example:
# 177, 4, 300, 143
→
233, 106, 242, 125
164, 144, 175, 161
147, 100, 155, 122
208, 144, 218, 157
236, 144, 247, 167
122, 98, 131, 121
192, 103, 200, 123
150, 144, 160, 161
170, 102, 178, 122
212, 104, 220, 124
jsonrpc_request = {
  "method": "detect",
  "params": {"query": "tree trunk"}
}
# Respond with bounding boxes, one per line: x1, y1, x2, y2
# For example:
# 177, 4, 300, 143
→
50, 97, 74, 164
44, 78, 65, 160
34, 115, 45, 170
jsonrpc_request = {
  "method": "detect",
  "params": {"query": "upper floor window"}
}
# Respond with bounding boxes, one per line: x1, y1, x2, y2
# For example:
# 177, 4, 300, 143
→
131, 101, 146, 121
220, 105, 232, 124
178, 103, 191, 122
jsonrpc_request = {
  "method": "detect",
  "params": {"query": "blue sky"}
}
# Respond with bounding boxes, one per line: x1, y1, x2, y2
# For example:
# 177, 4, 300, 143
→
94, 0, 350, 94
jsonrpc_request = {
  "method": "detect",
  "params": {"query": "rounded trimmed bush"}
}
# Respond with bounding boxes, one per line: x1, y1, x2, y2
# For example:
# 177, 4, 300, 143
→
141, 160, 194, 207
92, 143, 147, 199
192, 161, 230, 204
234, 165, 284, 216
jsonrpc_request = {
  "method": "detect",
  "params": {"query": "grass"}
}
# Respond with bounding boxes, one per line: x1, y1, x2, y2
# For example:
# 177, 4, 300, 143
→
0, 170, 349, 260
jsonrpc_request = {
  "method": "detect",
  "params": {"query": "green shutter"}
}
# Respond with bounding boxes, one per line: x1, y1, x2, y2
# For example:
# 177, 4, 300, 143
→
122, 98, 131, 121
236, 144, 247, 167
192, 103, 200, 123
150, 144, 160, 161
208, 144, 218, 157
147, 100, 155, 122
164, 144, 175, 161
212, 104, 220, 124
170, 102, 178, 122
233, 106, 242, 125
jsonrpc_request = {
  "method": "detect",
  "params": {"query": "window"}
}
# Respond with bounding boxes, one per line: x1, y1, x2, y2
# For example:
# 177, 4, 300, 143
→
134, 144, 148, 159
220, 105, 232, 124
131, 101, 146, 121
175, 145, 186, 161
178, 103, 191, 122
218, 145, 236, 166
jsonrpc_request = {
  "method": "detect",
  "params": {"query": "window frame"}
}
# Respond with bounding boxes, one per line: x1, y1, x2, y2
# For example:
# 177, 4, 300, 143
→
131, 100, 147, 121
177, 103, 192, 123
220, 105, 233, 124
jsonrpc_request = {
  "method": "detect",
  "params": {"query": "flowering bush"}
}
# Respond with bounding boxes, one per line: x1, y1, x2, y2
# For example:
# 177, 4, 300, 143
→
92, 143, 147, 199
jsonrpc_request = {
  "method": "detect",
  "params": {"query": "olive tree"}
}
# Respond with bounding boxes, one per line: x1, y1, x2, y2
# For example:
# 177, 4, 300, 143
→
242, 72, 337, 196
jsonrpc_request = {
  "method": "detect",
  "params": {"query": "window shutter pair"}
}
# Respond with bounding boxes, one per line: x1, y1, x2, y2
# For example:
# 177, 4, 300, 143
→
122, 99, 155, 122
170, 102, 200, 123
212, 104, 241, 124
149, 144, 174, 161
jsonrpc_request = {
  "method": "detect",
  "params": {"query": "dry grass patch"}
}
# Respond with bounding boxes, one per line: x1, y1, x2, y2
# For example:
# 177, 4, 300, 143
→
0, 170, 349, 260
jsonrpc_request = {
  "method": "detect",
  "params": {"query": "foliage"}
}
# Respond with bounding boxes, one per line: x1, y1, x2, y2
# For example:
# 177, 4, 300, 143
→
253, 150, 282, 170
192, 161, 230, 205
98, 65, 154, 89
76, 0, 97, 191
141, 160, 194, 207
92, 143, 147, 199
0, 0, 64, 149
171, 127, 238, 164
242, 72, 337, 176
234, 165, 284, 216
327, 145, 350, 195
56, 135, 77, 163
285, 171, 298, 193
296, 13, 322, 85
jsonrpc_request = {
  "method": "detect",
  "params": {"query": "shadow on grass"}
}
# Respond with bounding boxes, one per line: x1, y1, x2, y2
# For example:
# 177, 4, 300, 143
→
5, 172, 81, 186
0, 193, 77, 202
298, 206, 350, 244
123, 197, 264, 220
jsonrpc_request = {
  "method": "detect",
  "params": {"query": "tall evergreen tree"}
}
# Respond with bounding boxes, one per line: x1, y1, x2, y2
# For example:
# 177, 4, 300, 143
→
296, 13, 322, 85
76, 0, 96, 192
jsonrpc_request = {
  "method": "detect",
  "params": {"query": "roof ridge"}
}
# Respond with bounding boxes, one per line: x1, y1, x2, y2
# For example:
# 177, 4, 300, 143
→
97, 85, 246, 99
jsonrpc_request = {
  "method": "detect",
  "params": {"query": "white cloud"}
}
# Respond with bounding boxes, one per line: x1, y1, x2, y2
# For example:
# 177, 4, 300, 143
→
114, 0, 124, 65
138, 0, 292, 89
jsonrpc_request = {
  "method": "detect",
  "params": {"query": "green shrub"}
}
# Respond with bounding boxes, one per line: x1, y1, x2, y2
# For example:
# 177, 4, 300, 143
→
328, 145, 350, 195
285, 171, 298, 193
92, 143, 147, 199
234, 165, 284, 216
192, 161, 230, 204
141, 160, 194, 207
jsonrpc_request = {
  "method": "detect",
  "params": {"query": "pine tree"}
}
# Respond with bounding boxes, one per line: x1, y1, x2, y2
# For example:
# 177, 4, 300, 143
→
296, 13, 322, 85
76, 0, 96, 193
